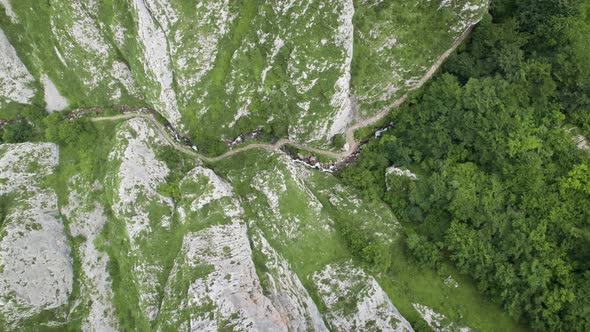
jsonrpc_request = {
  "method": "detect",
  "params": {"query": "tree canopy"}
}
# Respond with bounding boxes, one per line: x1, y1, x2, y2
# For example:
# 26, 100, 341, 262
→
339, 1, 590, 330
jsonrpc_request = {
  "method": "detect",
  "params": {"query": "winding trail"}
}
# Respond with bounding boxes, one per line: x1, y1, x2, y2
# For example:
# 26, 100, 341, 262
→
93, 113, 337, 162
92, 25, 475, 164
93, 113, 290, 162
341, 25, 475, 154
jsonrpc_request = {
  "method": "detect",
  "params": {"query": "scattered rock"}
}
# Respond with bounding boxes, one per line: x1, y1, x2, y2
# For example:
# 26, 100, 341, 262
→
413, 303, 471, 332
62, 179, 119, 332
41, 75, 68, 112
313, 260, 414, 331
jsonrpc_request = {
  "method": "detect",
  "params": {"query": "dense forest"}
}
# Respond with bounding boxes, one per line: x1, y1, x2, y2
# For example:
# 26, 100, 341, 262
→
340, 0, 590, 331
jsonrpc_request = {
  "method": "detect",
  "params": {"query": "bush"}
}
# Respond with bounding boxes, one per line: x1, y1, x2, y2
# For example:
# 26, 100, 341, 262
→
44, 113, 96, 146
406, 233, 441, 269
2, 120, 33, 143
332, 134, 346, 149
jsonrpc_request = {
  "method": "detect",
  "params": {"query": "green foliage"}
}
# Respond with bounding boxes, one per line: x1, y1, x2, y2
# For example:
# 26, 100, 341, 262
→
352, 0, 487, 114
156, 145, 196, 201
0, 193, 14, 230
1, 120, 33, 143
341, 1, 590, 330
102, 218, 151, 331
13, 119, 124, 331
44, 113, 96, 146
0, 104, 46, 122
336, 212, 390, 270
406, 233, 441, 269
338, 145, 389, 200
331, 134, 346, 149
0, 104, 49, 143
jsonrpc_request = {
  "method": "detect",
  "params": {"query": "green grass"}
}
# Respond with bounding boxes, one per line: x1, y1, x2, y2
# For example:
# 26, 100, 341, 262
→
155, 254, 216, 330
0, 6, 512, 326
38, 118, 175, 330
100, 209, 151, 331
376, 240, 531, 331
180, 0, 260, 155
1, 0, 486, 155
44, 120, 121, 206
0, 119, 122, 330
42, 117, 213, 330
0, 193, 14, 232
1, 0, 145, 113
36, 120, 123, 330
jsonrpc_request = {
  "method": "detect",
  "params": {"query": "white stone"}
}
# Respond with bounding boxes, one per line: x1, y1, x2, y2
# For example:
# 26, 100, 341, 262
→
164, 222, 288, 331
0, 143, 73, 326
575, 134, 588, 150
252, 231, 328, 331
180, 166, 241, 215
0, 0, 16, 22
108, 118, 174, 320
132, 0, 181, 126
42, 75, 68, 112
0, 28, 35, 105
63, 182, 118, 332
327, 0, 355, 139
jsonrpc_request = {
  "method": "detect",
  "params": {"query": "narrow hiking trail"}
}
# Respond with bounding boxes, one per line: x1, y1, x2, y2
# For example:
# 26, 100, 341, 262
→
93, 112, 335, 162
92, 25, 475, 164
341, 25, 475, 154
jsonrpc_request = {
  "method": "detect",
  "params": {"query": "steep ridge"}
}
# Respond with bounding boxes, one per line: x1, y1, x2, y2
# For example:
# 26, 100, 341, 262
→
0, 28, 35, 106
62, 183, 119, 331
89, 23, 478, 165
0, 0, 488, 149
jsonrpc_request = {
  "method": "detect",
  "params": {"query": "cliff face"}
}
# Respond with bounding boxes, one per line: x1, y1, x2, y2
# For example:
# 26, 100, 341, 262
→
0, 0, 486, 147
0, 143, 73, 328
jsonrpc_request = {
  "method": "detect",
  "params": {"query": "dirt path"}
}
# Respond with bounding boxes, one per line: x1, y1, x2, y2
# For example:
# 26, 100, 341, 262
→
341, 25, 475, 154
93, 112, 341, 162
93, 113, 286, 162
92, 25, 475, 163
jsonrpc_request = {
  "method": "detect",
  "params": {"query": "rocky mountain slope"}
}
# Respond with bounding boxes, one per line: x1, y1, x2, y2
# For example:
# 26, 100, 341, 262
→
0, 0, 486, 149
0, 143, 72, 326
0, 119, 415, 330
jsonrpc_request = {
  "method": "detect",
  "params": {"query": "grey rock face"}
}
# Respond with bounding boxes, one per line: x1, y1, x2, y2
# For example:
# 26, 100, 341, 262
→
0, 143, 73, 326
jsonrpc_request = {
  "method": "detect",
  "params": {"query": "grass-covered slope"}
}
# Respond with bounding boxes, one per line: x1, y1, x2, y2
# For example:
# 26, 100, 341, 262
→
0, 0, 487, 152
352, 0, 487, 111
1, 1, 545, 330
0, 115, 531, 331
206, 149, 528, 332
